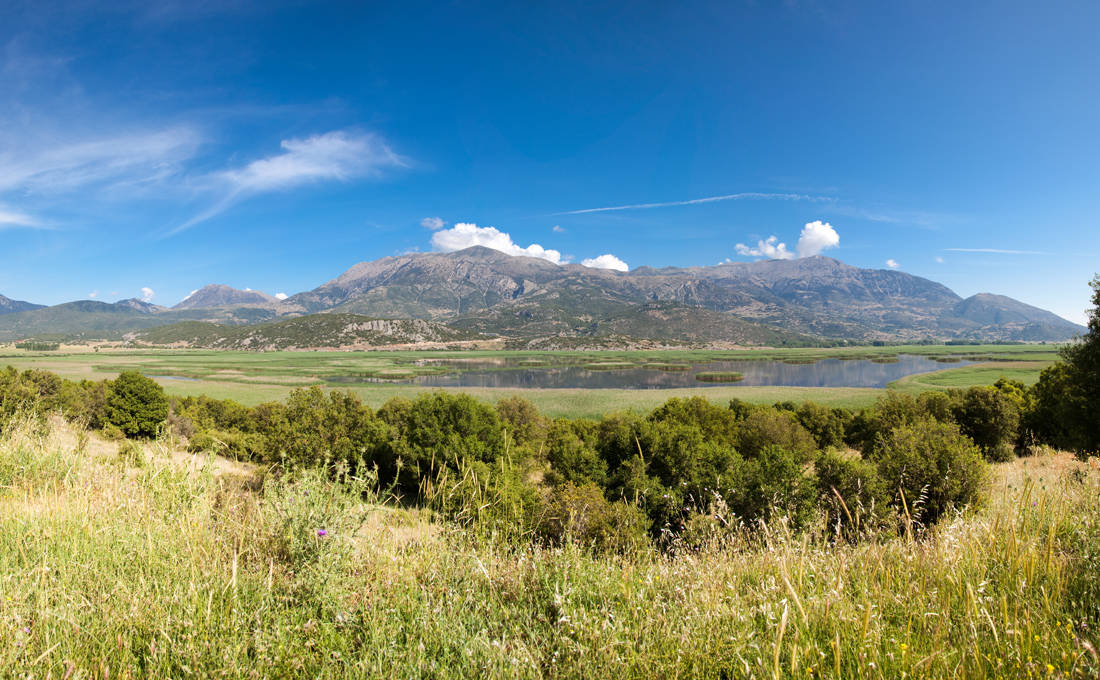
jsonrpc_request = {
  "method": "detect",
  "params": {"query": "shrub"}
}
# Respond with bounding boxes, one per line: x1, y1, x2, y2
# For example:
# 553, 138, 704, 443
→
545, 419, 606, 487
727, 445, 818, 529
263, 387, 391, 470
735, 408, 818, 461
106, 371, 169, 439
815, 450, 890, 538
649, 396, 739, 447
496, 396, 548, 451
948, 386, 1020, 462
387, 392, 506, 493
794, 401, 852, 450
537, 482, 649, 554
868, 417, 988, 527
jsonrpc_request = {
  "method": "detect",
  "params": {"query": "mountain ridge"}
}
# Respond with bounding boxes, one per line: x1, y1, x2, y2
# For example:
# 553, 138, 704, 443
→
0, 294, 44, 316
0, 248, 1085, 344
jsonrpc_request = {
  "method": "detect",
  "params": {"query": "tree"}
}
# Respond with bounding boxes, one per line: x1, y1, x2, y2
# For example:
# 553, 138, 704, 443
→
1031, 274, 1100, 455
107, 371, 169, 438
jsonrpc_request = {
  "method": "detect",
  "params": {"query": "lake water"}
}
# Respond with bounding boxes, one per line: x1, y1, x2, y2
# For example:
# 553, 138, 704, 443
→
332, 355, 971, 389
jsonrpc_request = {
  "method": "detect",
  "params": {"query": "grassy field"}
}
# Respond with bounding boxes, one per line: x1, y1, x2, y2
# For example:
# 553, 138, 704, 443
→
0, 344, 1061, 417
1, 418, 1097, 678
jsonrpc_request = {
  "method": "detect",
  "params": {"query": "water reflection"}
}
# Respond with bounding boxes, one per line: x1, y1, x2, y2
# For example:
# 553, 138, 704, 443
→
330, 355, 971, 389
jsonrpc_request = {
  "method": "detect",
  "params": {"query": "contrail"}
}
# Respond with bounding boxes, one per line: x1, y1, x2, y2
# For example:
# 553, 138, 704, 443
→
554, 192, 834, 215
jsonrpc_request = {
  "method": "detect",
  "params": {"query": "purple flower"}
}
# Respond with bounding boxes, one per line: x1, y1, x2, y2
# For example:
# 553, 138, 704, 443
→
317, 529, 327, 537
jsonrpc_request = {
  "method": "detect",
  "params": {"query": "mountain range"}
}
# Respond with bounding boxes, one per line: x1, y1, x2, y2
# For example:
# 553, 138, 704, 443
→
0, 247, 1086, 347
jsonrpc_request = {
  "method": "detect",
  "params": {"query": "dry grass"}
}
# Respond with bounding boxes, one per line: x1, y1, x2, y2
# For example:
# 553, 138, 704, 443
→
0, 418, 1097, 678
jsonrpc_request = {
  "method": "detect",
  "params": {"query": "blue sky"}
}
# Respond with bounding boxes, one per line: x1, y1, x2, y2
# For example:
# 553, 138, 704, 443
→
1, 1, 1097, 323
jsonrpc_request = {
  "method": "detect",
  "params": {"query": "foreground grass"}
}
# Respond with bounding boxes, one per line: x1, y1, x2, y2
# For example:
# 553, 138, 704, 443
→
2, 422, 1098, 678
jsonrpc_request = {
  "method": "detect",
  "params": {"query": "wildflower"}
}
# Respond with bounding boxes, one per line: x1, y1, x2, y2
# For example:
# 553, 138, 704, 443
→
1046, 664, 1054, 674
317, 529, 327, 537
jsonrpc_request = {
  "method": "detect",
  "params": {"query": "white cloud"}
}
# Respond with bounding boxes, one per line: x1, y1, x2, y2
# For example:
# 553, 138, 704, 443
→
274, 292, 288, 300
182, 289, 198, 301
552, 225, 565, 233
87, 290, 98, 299
581, 254, 629, 271
795, 220, 839, 257
140, 287, 155, 302
935, 256, 945, 264
735, 235, 794, 260
421, 216, 445, 230
735, 220, 840, 261
172, 130, 406, 235
431, 222, 564, 264
886, 259, 899, 269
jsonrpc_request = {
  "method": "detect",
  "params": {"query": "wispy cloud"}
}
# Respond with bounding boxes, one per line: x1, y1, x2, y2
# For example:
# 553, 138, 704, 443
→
555, 192, 833, 215
943, 248, 1049, 255
170, 130, 407, 235
420, 216, 445, 230
0, 127, 202, 195
0, 205, 44, 230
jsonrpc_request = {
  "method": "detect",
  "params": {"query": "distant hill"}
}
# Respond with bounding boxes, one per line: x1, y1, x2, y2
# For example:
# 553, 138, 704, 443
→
134, 313, 484, 350
0, 294, 44, 316
173, 284, 287, 310
0, 299, 278, 342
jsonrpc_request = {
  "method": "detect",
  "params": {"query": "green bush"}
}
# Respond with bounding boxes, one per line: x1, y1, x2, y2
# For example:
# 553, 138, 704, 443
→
815, 450, 890, 538
868, 417, 988, 527
794, 401, 852, 450
106, 371, 169, 439
544, 419, 606, 487
262, 387, 391, 470
735, 408, 818, 461
386, 392, 507, 493
948, 386, 1020, 462
537, 481, 649, 554
727, 445, 818, 529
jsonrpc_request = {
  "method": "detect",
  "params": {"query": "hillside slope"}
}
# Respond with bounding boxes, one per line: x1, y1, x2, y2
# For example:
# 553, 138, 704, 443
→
0, 294, 44, 316
134, 313, 485, 349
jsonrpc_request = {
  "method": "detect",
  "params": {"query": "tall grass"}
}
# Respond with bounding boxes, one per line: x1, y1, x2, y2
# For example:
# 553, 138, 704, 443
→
1, 419, 1097, 678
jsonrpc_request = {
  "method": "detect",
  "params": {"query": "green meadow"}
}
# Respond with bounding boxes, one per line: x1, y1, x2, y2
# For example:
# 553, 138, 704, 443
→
0, 343, 1059, 417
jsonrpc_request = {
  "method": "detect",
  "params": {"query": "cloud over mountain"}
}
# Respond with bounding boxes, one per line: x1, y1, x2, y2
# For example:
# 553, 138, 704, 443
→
431, 223, 564, 264
581, 254, 629, 271
736, 220, 840, 261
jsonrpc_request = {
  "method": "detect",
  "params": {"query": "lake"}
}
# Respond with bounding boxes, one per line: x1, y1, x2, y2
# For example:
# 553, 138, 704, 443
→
330, 355, 972, 389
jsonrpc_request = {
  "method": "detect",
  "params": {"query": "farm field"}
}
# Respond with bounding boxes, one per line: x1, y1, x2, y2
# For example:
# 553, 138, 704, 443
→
0, 344, 1059, 417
